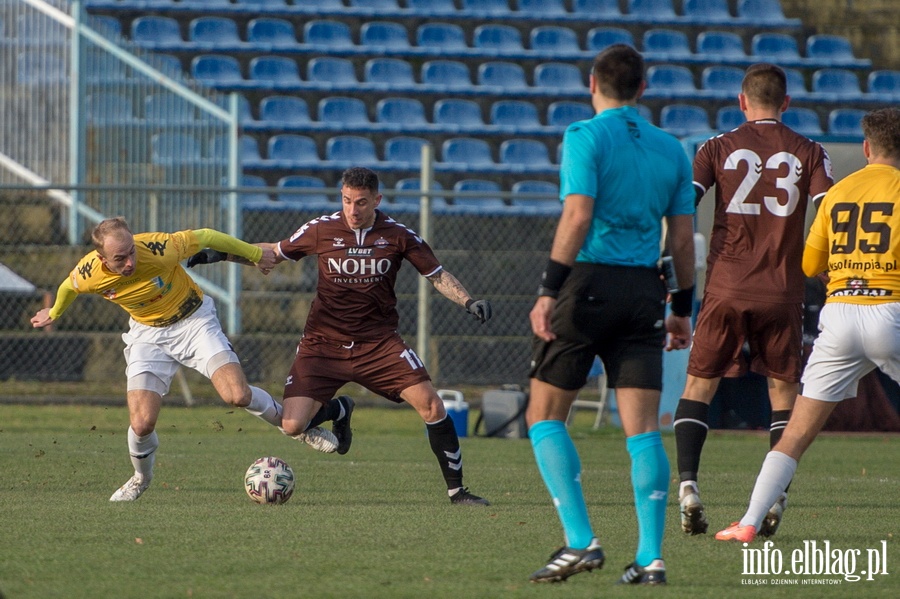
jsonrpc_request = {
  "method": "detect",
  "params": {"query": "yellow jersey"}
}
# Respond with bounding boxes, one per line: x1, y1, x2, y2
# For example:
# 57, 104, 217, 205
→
51, 228, 263, 327
803, 164, 900, 305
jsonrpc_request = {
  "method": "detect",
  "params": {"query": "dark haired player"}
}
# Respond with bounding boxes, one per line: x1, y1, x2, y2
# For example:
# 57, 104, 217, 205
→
193, 167, 492, 505
673, 63, 834, 537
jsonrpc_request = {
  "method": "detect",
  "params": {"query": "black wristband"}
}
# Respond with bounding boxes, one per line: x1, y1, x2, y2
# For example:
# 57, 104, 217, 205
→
465, 299, 474, 310
539, 259, 572, 295
671, 287, 695, 317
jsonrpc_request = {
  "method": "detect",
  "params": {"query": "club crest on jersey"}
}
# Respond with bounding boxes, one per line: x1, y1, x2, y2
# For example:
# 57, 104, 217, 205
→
333, 237, 345, 247
142, 239, 168, 256
347, 247, 373, 256
375, 237, 389, 246
103, 288, 117, 300
151, 275, 165, 288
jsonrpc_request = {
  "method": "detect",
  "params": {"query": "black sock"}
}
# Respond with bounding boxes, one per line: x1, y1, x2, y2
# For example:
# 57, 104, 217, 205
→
306, 398, 343, 430
770, 409, 793, 492
674, 399, 710, 483
769, 410, 791, 448
426, 416, 463, 490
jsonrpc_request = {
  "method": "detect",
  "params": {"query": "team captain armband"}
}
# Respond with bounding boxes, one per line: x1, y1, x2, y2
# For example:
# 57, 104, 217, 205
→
670, 287, 695, 318
537, 259, 572, 299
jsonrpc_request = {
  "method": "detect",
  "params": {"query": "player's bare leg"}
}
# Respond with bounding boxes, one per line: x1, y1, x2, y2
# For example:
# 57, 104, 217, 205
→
281, 395, 339, 453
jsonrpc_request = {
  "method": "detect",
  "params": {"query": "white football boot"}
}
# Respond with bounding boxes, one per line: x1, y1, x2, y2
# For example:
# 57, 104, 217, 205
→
110, 474, 151, 502
293, 426, 338, 453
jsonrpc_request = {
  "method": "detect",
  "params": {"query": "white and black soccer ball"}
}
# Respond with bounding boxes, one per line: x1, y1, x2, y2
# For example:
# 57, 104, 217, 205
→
244, 456, 295, 505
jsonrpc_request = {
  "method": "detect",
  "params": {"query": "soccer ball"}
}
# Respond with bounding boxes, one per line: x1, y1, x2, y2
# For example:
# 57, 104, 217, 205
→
244, 456, 295, 504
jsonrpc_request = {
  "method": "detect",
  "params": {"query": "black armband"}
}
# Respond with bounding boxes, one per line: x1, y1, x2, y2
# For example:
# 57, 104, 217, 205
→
671, 286, 695, 318
538, 259, 572, 298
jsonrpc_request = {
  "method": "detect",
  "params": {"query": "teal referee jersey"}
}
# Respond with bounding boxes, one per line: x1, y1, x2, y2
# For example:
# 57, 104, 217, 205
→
559, 105, 695, 267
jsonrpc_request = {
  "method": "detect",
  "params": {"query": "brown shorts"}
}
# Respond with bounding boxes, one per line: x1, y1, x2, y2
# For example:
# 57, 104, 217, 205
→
284, 332, 431, 404
688, 293, 803, 382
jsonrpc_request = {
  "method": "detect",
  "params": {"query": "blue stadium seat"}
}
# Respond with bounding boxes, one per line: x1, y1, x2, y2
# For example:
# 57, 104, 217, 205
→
716, 106, 745, 131
547, 101, 593, 127
751, 33, 800, 61
406, 0, 458, 14
702, 66, 745, 97
131, 16, 182, 48
827, 108, 865, 137
643, 29, 692, 59
349, 0, 401, 10
433, 99, 484, 129
86, 92, 134, 123
683, 0, 732, 23
417, 23, 467, 50
518, 0, 568, 15
90, 15, 122, 38
376, 98, 428, 127
235, 0, 292, 5
627, 0, 677, 21
511, 180, 561, 215
247, 18, 298, 46
267, 134, 320, 167
534, 63, 585, 91
586, 27, 635, 51
384, 136, 429, 167
696, 31, 746, 59
781, 108, 823, 136
738, 0, 793, 24
452, 179, 506, 212
530, 26, 581, 54
360, 21, 410, 49
240, 136, 264, 167
784, 67, 808, 97
259, 96, 311, 125
144, 93, 196, 123
491, 100, 542, 129
147, 55, 184, 79
326, 135, 380, 164
152, 132, 202, 165
421, 60, 473, 89
473, 24, 524, 52
459, 0, 512, 15
500, 139, 553, 169
249, 56, 301, 85
806, 34, 855, 63
477, 61, 527, 89
442, 138, 495, 169
234, 174, 270, 205
318, 97, 370, 126
868, 70, 900, 98
812, 68, 862, 99
277, 175, 330, 206
573, 0, 622, 17
188, 17, 241, 48
659, 104, 712, 137
393, 178, 447, 210
307, 57, 358, 85
364, 58, 416, 88
645, 65, 698, 96
304, 20, 353, 47
191, 55, 244, 86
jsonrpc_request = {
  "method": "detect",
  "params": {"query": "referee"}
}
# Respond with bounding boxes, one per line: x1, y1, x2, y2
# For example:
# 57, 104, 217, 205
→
526, 44, 696, 585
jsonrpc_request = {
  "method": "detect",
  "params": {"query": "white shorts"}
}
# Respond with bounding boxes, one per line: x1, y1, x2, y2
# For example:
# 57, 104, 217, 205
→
122, 295, 238, 394
801, 302, 900, 402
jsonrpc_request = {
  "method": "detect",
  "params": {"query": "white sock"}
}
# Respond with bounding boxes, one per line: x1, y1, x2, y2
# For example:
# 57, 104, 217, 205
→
740, 451, 797, 529
127, 426, 158, 482
245, 386, 283, 427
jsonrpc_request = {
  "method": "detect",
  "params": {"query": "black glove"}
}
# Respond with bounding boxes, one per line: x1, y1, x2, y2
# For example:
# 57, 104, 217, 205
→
465, 299, 492, 324
187, 249, 227, 268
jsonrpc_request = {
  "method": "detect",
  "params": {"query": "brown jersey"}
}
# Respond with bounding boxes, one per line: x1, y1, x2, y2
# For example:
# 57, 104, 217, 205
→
695, 119, 834, 303
277, 210, 442, 342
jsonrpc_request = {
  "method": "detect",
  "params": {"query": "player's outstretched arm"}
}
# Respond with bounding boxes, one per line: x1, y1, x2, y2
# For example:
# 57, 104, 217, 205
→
31, 279, 78, 328
427, 269, 492, 324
